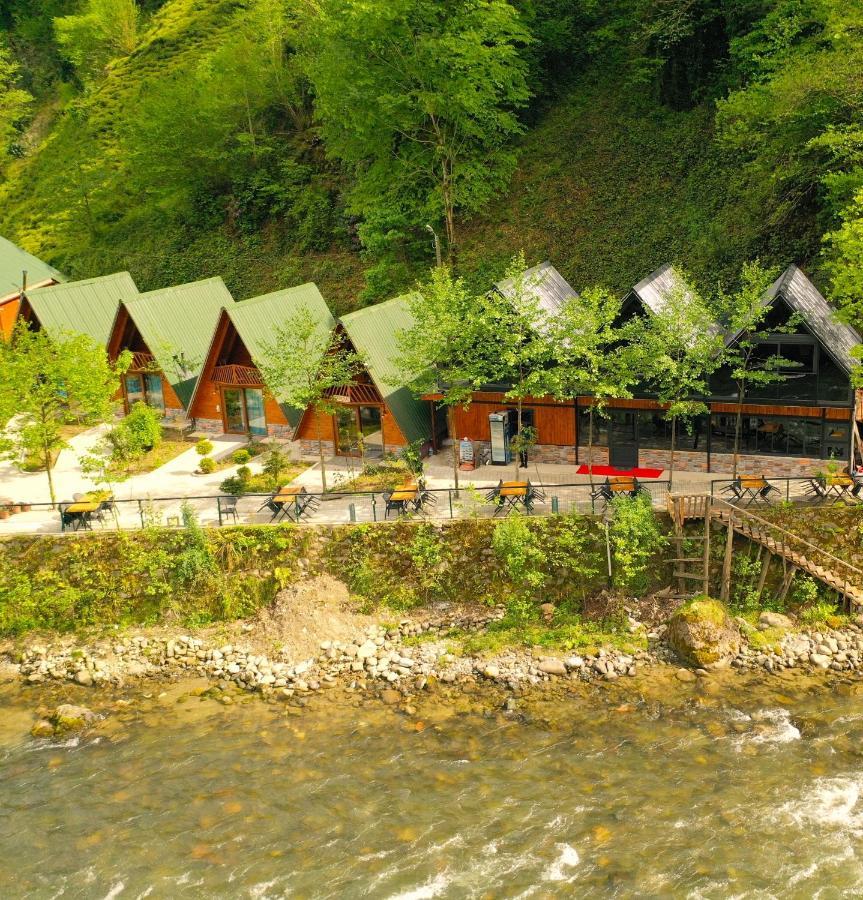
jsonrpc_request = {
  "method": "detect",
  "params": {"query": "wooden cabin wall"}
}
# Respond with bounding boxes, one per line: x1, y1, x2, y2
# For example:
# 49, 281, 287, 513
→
452, 392, 576, 446
0, 298, 20, 338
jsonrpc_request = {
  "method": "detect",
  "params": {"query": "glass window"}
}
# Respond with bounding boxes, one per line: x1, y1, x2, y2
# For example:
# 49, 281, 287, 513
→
144, 373, 165, 413
245, 389, 267, 437
824, 422, 850, 461
577, 408, 608, 447
125, 374, 144, 407
818, 354, 851, 404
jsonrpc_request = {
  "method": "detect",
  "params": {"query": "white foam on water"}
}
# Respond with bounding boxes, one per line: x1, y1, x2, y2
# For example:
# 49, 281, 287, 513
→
781, 775, 863, 834
102, 882, 125, 900
542, 843, 580, 882
734, 708, 800, 748
387, 872, 451, 900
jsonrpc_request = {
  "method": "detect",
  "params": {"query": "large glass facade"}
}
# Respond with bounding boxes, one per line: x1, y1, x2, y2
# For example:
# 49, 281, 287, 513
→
710, 414, 847, 459
710, 340, 851, 405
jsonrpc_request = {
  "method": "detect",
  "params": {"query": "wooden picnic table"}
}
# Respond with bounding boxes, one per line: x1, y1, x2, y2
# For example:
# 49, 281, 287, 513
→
61, 500, 100, 532
65, 501, 100, 513
499, 481, 528, 498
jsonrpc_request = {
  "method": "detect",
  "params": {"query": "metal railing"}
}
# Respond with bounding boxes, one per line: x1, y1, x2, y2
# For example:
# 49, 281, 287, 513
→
0, 479, 673, 535
709, 475, 863, 506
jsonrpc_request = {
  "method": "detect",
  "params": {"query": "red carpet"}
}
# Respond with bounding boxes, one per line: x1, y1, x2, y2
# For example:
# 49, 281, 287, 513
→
576, 464, 664, 479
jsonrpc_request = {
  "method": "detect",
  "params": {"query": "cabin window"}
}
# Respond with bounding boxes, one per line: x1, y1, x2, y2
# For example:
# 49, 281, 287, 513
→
144, 373, 165, 413
125, 374, 144, 407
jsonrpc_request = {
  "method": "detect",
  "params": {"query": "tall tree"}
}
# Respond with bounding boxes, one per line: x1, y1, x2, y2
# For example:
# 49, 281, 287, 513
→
304, 0, 532, 258
640, 270, 724, 487
394, 266, 494, 491
258, 306, 364, 491
0, 324, 129, 506
0, 38, 33, 166
548, 287, 637, 493
712, 263, 790, 478
485, 254, 557, 478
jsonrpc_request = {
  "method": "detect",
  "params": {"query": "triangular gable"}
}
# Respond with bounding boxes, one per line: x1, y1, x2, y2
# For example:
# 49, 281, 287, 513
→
187, 282, 335, 427
24, 271, 138, 345
494, 260, 579, 320
0, 236, 64, 302
339, 296, 432, 445
755, 265, 861, 376
630, 262, 723, 338
119, 277, 235, 408
229, 283, 335, 427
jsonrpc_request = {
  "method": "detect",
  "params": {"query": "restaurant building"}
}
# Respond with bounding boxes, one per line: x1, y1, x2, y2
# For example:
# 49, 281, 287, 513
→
430, 262, 862, 476
107, 277, 234, 419
189, 283, 334, 438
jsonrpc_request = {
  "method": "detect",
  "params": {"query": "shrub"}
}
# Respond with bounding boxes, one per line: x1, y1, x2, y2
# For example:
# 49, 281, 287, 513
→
107, 402, 163, 463
609, 493, 667, 595
262, 446, 288, 488
232, 448, 251, 465
493, 515, 547, 592
196, 438, 214, 457
198, 456, 215, 474
799, 600, 837, 626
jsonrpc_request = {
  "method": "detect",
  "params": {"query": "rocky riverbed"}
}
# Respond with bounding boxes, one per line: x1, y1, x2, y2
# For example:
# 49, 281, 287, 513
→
7, 591, 863, 718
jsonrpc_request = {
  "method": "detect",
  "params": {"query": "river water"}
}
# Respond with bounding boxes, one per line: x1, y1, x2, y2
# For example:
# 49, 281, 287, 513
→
3, 674, 863, 898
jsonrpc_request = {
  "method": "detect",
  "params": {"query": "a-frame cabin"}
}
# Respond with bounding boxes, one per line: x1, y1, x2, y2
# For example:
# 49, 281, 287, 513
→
18, 271, 138, 346
0, 236, 64, 338
107, 277, 234, 419
189, 283, 335, 438
294, 295, 433, 457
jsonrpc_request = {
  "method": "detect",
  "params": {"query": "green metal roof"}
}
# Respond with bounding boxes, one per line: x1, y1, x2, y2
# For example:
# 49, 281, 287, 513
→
126, 276, 236, 408
26, 271, 138, 345
0, 236, 65, 299
226, 283, 336, 427
340, 295, 432, 445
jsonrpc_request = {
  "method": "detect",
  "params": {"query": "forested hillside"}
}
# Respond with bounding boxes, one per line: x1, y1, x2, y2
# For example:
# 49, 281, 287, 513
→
0, 0, 860, 322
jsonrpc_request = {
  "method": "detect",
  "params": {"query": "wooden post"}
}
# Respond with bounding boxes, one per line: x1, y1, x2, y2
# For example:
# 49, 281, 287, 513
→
777, 565, 798, 605
720, 517, 735, 603
673, 497, 685, 595
702, 507, 711, 596
755, 551, 772, 601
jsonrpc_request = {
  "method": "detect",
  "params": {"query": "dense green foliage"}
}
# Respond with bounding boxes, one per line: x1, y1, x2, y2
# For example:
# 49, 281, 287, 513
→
0, 0, 860, 319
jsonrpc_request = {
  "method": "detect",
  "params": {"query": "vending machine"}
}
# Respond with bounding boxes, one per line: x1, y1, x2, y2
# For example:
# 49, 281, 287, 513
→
488, 411, 513, 465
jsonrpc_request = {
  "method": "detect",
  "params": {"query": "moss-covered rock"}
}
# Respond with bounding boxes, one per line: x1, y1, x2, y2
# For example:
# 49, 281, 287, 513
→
667, 596, 740, 668
50, 704, 97, 735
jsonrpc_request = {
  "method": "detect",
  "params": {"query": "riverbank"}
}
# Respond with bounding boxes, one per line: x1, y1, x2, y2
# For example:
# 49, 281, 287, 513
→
5, 576, 863, 738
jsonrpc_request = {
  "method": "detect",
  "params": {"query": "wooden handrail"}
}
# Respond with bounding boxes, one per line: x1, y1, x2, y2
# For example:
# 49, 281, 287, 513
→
711, 497, 863, 579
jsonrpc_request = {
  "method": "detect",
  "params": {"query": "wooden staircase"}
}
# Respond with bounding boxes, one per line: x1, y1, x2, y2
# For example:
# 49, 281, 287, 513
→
669, 494, 863, 609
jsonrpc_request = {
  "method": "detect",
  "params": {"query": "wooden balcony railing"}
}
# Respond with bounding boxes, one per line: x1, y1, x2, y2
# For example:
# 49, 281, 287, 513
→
212, 364, 264, 386
129, 351, 157, 371
324, 382, 382, 404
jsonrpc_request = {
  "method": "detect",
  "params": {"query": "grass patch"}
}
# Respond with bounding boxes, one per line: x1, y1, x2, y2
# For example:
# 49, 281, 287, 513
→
241, 463, 309, 494
327, 460, 414, 493
453, 614, 646, 657
109, 437, 191, 480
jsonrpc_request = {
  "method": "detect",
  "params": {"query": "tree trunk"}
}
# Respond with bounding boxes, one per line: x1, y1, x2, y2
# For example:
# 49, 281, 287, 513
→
315, 406, 328, 492
447, 406, 459, 494
669, 415, 677, 489
514, 394, 523, 480
732, 383, 745, 480
587, 406, 596, 495
44, 445, 56, 508
442, 157, 456, 260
